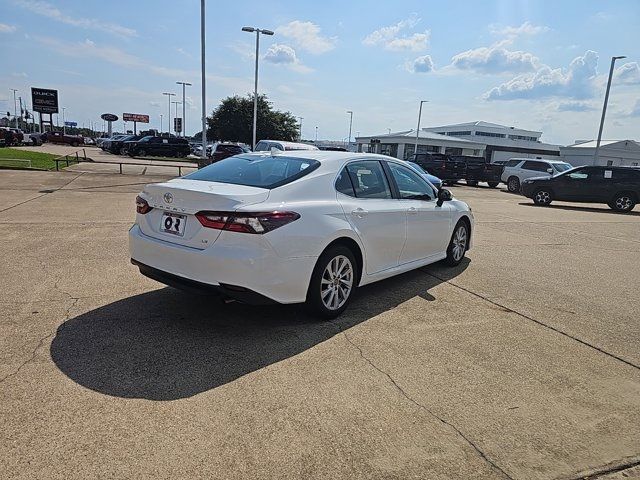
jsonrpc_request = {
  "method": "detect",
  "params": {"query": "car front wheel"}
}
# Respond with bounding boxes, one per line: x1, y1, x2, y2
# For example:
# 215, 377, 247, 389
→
533, 189, 553, 206
609, 192, 636, 213
306, 246, 357, 319
507, 176, 520, 193
487, 181, 499, 188
444, 220, 469, 266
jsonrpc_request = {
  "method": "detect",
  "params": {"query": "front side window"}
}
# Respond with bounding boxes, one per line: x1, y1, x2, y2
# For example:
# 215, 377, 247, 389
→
388, 163, 436, 200
345, 161, 392, 199
566, 169, 589, 180
506, 159, 521, 167
185, 155, 319, 189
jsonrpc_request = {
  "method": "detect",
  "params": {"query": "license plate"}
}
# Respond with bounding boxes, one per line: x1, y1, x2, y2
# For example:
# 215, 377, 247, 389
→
160, 212, 187, 236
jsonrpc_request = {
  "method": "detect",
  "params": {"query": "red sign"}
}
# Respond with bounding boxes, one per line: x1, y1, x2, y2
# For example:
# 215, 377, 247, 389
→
123, 113, 149, 123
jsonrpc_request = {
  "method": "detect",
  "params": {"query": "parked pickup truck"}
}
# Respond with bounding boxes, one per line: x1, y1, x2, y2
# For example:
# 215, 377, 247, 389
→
410, 153, 465, 185
42, 131, 84, 147
451, 155, 504, 188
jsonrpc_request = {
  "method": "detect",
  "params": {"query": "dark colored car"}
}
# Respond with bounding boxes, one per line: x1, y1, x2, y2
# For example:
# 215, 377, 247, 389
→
42, 130, 84, 147
109, 135, 144, 155
520, 165, 640, 213
410, 153, 465, 184
318, 146, 348, 151
451, 155, 504, 188
197, 143, 250, 168
126, 136, 190, 158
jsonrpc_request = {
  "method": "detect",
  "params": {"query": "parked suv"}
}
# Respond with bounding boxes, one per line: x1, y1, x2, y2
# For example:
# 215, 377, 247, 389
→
501, 158, 573, 192
108, 135, 144, 155
409, 153, 465, 185
126, 136, 190, 158
521, 166, 640, 212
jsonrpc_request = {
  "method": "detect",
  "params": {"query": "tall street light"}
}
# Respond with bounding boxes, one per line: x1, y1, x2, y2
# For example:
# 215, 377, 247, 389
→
176, 81, 192, 137
160, 114, 163, 134
315, 126, 318, 142
594, 55, 626, 165
242, 26, 274, 149
414, 100, 429, 154
200, 0, 206, 158
162, 92, 175, 135
172, 101, 182, 135
10, 88, 18, 128
62, 107, 66, 135
297, 116, 303, 141
347, 110, 353, 148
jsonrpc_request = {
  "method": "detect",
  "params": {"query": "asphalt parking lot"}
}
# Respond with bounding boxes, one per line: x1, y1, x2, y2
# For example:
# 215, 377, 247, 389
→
1, 169, 639, 480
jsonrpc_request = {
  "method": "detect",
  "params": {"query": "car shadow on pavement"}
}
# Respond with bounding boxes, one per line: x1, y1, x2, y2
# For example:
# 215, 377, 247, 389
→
50, 259, 469, 401
518, 202, 640, 216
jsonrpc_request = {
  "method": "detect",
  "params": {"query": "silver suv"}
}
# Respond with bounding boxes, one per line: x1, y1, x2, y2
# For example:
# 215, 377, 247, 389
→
501, 158, 573, 192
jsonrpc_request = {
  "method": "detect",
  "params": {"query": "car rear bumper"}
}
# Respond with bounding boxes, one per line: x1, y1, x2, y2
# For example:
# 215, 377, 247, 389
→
129, 224, 318, 304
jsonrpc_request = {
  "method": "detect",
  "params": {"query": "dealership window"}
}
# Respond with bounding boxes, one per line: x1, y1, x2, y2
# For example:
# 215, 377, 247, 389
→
444, 147, 463, 155
379, 143, 398, 157
445, 131, 471, 136
475, 131, 506, 138
403, 144, 439, 159
606, 160, 613, 166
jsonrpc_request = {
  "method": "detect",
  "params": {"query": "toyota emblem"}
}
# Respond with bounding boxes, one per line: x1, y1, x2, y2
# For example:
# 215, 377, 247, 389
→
163, 192, 174, 204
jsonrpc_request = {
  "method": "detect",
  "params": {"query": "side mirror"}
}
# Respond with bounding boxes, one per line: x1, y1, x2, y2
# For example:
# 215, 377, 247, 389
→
437, 188, 452, 207
546, 168, 554, 174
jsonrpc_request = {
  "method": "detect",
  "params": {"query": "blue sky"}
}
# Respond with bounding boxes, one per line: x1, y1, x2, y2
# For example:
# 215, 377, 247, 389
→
0, 0, 639, 144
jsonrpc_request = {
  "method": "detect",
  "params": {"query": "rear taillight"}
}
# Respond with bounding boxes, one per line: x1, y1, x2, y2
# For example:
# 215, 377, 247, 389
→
136, 195, 152, 214
196, 211, 300, 234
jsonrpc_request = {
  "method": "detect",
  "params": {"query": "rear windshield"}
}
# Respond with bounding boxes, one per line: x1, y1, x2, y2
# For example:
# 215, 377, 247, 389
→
217, 144, 242, 153
184, 155, 320, 189
553, 163, 572, 172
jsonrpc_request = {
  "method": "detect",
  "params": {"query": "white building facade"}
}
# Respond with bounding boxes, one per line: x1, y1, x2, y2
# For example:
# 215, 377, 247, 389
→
559, 140, 640, 167
424, 121, 561, 163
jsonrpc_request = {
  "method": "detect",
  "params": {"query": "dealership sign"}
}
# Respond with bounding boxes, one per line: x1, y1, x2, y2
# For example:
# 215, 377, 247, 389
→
101, 113, 118, 122
31, 87, 59, 114
64, 121, 78, 127
123, 113, 149, 123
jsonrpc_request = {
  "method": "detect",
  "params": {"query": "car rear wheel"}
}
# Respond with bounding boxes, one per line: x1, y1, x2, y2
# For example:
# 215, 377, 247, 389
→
609, 192, 636, 213
71, 142, 78, 147
119, 147, 127, 155
487, 181, 499, 188
138, 149, 147, 157
306, 246, 357, 319
533, 189, 553, 206
507, 176, 520, 193
444, 220, 469, 266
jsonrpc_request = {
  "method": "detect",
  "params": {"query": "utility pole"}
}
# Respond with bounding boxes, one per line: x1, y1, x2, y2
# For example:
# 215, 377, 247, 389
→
414, 100, 428, 154
347, 110, 353, 149
160, 114, 163, 134
297, 116, 303, 141
162, 92, 175, 134
10, 89, 18, 128
594, 55, 626, 165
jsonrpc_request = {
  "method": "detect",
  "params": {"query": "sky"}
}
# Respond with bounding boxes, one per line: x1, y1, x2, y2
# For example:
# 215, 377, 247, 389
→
0, 0, 639, 144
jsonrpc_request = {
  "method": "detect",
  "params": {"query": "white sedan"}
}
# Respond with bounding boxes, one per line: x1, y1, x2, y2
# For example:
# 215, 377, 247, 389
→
129, 151, 474, 318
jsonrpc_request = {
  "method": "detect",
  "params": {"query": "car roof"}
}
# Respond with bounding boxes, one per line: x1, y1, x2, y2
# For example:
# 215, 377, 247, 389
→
237, 150, 409, 166
509, 158, 568, 164
258, 140, 319, 150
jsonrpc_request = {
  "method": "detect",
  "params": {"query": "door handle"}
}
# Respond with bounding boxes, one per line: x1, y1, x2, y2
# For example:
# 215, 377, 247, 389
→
351, 208, 368, 218
407, 207, 418, 214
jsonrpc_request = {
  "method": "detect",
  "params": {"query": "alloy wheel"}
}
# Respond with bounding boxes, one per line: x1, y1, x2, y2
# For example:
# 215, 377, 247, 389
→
535, 190, 551, 205
452, 225, 468, 262
508, 177, 519, 192
320, 255, 354, 311
615, 196, 632, 211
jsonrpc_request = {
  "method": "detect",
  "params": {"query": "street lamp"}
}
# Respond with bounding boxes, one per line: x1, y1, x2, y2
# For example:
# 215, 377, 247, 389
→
242, 26, 274, 149
9, 89, 18, 128
347, 110, 353, 148
315, 126, 318, 142
297, 116, 303, 141
200, 0, 206, 157
162, 92, 175, 134
160, 114, 163, 134
176, 81, 192, 137
172, 101, 182, 135
594, 55, 626, 165
414, 100, 429, 153
62, 107, 66, 135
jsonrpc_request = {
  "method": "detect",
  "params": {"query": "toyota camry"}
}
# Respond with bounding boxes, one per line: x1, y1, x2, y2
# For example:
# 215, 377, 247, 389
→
129, 151, 473, 318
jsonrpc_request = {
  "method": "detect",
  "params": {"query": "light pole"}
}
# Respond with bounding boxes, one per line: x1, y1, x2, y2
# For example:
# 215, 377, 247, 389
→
414, 100, 428, 154
162, 92, 175, 134
594, 55, 626, 165
62, 107, 66, 135
160, 114, 163, 134
176, 81, 192, 137
347, 110, 353, 148
10, 89, 18, 128
200, 0, 206, 157
297, 116, 303, 141
172, 101, 182, 135
315, 126, 318, 142
242, 26, 274, 149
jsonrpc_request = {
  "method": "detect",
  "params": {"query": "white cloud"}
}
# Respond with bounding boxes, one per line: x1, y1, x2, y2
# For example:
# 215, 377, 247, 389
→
149, 101, 160, 107
275, 21, 336, 54
410, 55, 434, 73
485, 50, 599, 101
629, 100, 640, 117
0, 23, 17, 33
263, 44, 312, 73
489, 21, 549, 37
13, 0, 137, 38
614, 62, 640, 85
556, 101, 596, 112
451, 42, 539, 74
11, 72, 28, 78
363, 15, 430, 52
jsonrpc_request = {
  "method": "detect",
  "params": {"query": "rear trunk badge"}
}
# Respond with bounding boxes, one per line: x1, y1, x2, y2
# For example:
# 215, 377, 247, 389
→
163, 193, 173, 204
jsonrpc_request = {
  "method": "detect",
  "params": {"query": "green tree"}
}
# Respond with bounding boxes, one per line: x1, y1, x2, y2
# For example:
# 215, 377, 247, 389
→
206, 94, 299, 145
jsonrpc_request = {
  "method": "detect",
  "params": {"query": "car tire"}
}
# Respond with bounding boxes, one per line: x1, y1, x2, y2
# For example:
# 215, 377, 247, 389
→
444, 220, 470, 266
119, 147, 127, 155
71, 142, 78, 147
609, 192, 636, 213
532, 188, 553, 206
138, 149, 147, 157
507, 176, 520, 193
306, 245, 357, 319
487, 181, 499, 188
466, 180, 478, 187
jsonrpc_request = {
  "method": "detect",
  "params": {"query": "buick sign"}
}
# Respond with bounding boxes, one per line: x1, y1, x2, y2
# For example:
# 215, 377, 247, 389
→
31, 87, 59, 114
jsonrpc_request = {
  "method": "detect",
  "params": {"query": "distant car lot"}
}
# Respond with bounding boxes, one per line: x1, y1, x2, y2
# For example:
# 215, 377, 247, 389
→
0, 169, 638, 479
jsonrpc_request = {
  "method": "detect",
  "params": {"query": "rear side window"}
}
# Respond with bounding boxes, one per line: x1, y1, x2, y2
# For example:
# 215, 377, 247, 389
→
254, 141, 270, 151
184, 155, 320, 189
335, 169, 355, 197
345, 161, 392, 199
522, 161, 547, 172
506, 159, 521, 167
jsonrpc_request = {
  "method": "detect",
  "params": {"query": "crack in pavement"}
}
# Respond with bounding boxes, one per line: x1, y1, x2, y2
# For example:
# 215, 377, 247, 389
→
329, 320, 514, 480
422, 270, 640, 372
558, 455, 640, 479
